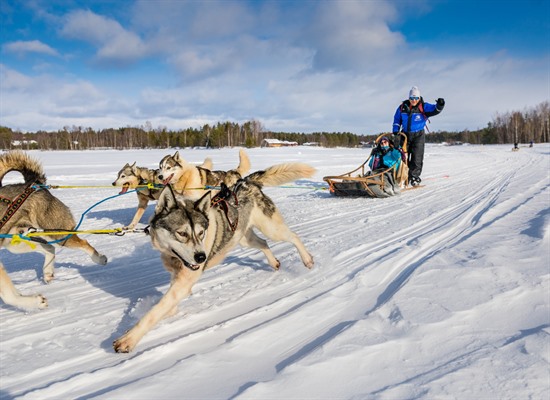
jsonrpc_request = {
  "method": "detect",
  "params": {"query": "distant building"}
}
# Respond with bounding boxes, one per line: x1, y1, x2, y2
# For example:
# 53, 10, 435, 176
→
11, 140, 38, 147
260, 138, 298, 147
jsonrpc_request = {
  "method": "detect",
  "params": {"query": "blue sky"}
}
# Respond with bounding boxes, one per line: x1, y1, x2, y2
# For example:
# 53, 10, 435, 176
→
1, 0, 549, 135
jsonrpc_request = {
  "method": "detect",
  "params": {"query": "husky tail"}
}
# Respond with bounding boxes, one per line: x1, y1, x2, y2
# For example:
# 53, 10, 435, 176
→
247, 163, 316, 187
0, 151, 46, 187
200, 157, 213, 170
236, 149, 251, 176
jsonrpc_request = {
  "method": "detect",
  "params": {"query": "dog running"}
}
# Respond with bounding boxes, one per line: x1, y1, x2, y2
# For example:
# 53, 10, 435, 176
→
113, 161, 315, 352
0, 151, 108, 310
113, 158, 215, 229
158, 148, 250, 198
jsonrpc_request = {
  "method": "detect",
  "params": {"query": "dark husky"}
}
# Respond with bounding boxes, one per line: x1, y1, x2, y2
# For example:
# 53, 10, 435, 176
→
113, 158, 214, 229
113, 162, 315, 352
0, 151, 108, 310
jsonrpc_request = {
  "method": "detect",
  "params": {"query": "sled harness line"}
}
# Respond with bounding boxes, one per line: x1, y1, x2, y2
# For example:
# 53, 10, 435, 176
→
0, 227, 147, 248
0, 183, 37, 230
0, 186, 148, 245
32, 183, 326, 191
211, 184, 239, 232
33, 183, 165, 190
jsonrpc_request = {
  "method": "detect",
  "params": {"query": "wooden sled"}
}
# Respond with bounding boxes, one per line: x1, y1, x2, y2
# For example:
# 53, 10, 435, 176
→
324, 133, 410, 198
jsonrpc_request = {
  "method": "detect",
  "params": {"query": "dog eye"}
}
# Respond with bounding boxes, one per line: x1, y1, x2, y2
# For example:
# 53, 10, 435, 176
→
177, 231, 189, 241
197, 230, 205, 239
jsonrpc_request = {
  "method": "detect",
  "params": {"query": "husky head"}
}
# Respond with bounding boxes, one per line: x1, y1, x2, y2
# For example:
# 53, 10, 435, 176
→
112, 162, 139, 194
158, 151, 187, 186
149, 185, 211, 271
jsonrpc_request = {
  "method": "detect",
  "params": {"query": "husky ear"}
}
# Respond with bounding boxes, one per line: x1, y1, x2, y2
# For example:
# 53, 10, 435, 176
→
195, 191, 211, 214
173, 151, 180, 161
156, 185, 178, 213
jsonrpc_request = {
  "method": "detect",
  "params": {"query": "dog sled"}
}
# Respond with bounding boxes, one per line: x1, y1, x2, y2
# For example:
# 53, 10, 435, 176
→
323, 133, 409, 198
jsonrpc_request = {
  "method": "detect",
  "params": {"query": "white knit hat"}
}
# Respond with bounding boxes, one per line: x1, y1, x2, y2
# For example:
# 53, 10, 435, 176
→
409, 86, 420, 98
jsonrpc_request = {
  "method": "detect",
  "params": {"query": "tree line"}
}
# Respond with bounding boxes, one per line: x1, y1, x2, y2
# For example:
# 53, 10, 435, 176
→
1, 101, 548, 150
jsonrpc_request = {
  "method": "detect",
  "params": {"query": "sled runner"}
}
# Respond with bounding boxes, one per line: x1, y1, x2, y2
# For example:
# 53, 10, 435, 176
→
323, 133, 410, 198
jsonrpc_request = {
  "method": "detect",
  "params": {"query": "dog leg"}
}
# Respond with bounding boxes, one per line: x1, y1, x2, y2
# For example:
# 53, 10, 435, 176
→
253, 211, 314, 269
125, 195, 149, 229
62, 235, 108, 265
0, 263, 48, 310
4, 234, 56, 283
113, 268, 202, 353
239, 230, 280, 270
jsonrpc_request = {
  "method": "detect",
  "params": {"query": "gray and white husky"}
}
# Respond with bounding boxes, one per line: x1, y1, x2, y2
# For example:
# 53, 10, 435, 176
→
113, 162, 316, 352
113, 158, 214, 229
0, 151, 108, 310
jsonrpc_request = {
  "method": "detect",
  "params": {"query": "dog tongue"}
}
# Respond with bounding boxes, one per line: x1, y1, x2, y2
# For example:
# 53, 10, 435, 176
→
119, 185, 129, 195
162, 174, 173, 186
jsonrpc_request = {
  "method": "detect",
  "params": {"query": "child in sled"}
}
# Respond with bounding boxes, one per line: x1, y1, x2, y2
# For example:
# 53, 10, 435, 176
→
368, 136, 403, 172
363, 136, 406, 196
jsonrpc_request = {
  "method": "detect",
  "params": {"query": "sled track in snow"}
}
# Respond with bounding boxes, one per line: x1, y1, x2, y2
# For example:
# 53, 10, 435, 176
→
1, 147, 547, 399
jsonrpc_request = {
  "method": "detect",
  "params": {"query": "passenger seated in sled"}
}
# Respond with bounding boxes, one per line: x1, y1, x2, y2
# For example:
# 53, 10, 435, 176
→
366, 136, 403, 174
322, 133, 409, 198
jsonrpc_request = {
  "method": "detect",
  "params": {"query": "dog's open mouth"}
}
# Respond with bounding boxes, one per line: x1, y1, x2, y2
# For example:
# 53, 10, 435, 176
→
162, 174, 174, 186
119, 183, 130, 195
172, 249, 201, 271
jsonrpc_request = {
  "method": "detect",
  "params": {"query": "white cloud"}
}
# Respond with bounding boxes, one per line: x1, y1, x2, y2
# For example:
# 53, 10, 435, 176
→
60, 10, 148, 64
2, 40, 59, 57
301, 1, 405, 72
2, 2, 548, 135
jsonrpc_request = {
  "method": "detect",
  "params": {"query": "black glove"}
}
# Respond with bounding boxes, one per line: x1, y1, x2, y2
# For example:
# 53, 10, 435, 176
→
436, 98, 445, 108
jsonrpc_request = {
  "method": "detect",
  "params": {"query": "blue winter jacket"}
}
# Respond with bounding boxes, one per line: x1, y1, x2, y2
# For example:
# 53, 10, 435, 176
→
369, 147, 402, 171
392, 98, 441, 133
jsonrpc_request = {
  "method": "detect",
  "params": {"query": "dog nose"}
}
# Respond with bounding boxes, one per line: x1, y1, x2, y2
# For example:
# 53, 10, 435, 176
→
194, 252, 206, 264
158, 174, 163, 180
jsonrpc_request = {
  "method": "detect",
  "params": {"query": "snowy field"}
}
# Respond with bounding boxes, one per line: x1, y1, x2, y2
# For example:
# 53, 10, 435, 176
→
1, 144, 549, 400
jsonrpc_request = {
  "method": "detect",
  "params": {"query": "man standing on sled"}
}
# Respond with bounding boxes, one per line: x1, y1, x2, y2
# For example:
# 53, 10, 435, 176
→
392, 86, 445, 186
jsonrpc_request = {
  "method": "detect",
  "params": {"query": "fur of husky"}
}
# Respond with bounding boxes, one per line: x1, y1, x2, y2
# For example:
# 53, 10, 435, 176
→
112, 158, 214, 229
158, 149, 250, 199
113, 162, 315, 352
0, 151, 108, 310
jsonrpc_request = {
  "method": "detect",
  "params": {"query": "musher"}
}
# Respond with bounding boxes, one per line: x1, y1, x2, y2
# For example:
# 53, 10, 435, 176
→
392, 86, 445, 186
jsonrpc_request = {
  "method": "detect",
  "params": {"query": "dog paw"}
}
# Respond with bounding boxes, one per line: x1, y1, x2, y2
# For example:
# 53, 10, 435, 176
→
37, 294, 48, 309
20, 294, 48, 310
113, 333, 135, 353
93, 253, 108, 266
44, 273, 54, 284
303, 255, 314, 269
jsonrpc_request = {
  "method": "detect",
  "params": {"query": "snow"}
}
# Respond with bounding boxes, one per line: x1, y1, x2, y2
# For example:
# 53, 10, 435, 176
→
1, 144, 549, 400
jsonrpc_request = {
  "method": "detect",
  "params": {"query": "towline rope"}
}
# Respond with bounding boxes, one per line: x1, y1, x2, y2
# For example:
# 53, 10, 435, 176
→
33, 183, 327, 191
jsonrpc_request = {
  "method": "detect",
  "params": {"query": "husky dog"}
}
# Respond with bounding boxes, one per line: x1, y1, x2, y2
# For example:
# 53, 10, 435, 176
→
0, 151, 108, 310
158, 149, 250, 198
112, 163, 163, 229
113, 162, 315, 352
113, 158, 214, 229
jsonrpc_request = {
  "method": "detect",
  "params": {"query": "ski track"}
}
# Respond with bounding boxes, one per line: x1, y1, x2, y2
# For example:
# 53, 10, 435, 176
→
0, 145, 548, 399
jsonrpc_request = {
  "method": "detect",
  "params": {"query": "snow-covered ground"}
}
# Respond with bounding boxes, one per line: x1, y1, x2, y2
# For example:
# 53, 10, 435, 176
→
1, 144, 549, 400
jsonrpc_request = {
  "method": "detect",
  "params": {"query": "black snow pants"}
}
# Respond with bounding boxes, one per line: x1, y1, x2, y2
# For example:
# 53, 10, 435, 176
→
407, 131, 425, 181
